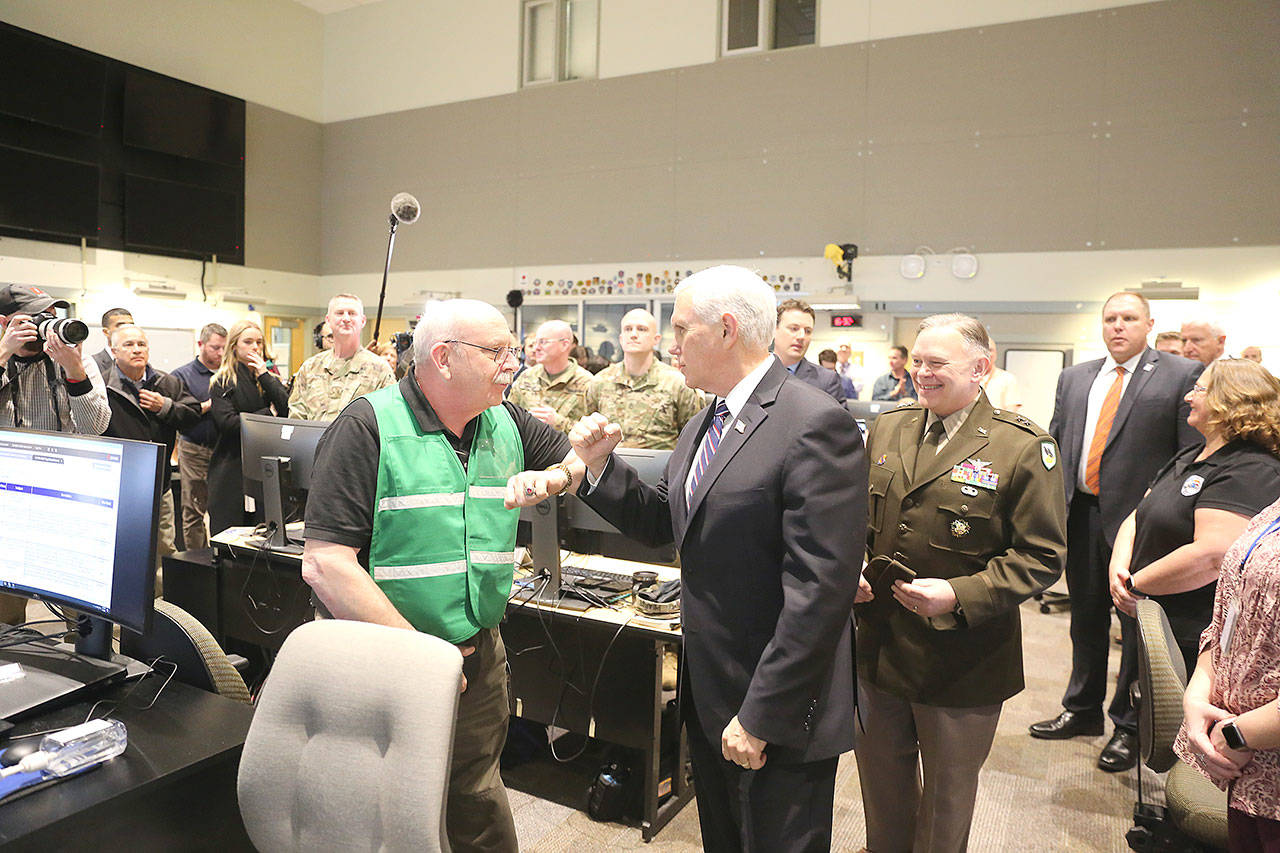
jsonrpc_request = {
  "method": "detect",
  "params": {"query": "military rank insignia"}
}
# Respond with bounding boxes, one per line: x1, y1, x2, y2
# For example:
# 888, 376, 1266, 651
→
951, 458, 998, 490
951, 519, 971, 537
1041, 440, 1057, 470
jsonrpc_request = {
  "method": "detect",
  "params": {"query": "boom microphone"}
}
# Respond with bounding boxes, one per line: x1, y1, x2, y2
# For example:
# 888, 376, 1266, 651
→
390, 192, 421, 225
373, 191, 421, 344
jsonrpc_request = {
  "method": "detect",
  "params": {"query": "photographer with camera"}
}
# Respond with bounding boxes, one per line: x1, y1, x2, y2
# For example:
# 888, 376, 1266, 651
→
0, 284, 110, 625
288, 293, 393, 421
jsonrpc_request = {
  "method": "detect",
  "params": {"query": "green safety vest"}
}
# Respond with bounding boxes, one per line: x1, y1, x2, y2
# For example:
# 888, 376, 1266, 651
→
366, 384, 523, 643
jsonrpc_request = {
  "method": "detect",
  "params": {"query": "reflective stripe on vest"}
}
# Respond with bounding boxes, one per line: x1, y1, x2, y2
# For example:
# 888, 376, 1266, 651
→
366, 384, 522, 643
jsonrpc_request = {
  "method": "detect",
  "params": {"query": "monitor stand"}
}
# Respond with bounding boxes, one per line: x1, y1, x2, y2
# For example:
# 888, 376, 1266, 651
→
0, 617, 151, 722
251, 456, 304, 556
0, 618, 129, 722
526, 498, 593, 613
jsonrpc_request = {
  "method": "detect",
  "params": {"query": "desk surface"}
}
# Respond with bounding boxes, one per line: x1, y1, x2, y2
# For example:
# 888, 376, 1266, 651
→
1, 678, 254, 848
508, 578, 682, 643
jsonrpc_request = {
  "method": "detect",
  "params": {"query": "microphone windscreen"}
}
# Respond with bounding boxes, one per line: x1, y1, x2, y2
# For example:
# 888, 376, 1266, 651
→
390, 192, 421, 225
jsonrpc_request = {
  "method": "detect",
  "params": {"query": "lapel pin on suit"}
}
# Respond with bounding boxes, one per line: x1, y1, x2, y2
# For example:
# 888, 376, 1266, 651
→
734, 420, 745, 433
1143, 363, 1154, 371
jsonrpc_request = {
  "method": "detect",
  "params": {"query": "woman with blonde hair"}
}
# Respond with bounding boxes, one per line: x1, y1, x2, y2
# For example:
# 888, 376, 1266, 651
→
207, 320, 289, 537
1111, 358, 1280, 671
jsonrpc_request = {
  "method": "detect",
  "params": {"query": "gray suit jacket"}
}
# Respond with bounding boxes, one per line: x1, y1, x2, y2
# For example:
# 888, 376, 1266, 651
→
1049, 347, 1203, 545
582, 359, 866, 763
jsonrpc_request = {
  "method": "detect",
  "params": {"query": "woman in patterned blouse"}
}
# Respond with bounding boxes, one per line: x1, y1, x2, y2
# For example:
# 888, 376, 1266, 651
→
1175, 493, 1280, 850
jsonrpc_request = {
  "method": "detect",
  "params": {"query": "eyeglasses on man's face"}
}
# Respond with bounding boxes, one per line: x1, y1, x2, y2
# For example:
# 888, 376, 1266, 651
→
444, 340, 519, 364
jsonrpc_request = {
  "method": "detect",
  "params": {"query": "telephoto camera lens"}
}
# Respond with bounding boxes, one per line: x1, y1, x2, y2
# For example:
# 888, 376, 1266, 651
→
31, 313, 89, 345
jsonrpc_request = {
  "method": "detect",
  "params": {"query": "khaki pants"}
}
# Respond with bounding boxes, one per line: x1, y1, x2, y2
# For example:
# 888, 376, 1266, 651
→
155, 489, 176, 597
448, 625, 519, 853
855, 680, 1002, 853
177, 440, 213, 551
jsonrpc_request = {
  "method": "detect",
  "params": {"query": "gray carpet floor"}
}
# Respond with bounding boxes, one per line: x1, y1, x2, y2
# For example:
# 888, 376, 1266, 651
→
505, 598, 1163, 851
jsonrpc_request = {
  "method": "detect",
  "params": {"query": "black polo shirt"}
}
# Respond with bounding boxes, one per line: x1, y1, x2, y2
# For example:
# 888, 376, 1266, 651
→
305, 374, 571, 566
1132, 440, 1280, 649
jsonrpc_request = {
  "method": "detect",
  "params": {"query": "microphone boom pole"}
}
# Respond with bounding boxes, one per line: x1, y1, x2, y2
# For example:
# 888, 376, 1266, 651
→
372, 213, 397, 345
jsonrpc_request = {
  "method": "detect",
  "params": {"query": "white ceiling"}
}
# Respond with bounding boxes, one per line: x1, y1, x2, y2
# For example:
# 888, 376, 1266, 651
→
292, 0, 385, 14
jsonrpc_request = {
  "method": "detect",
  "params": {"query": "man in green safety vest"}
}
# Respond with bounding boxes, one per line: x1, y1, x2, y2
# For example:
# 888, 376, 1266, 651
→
302, 298, 576, 853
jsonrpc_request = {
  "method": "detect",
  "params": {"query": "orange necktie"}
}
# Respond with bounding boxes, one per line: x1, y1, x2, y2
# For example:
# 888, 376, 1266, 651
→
1085, 366, 1126, 493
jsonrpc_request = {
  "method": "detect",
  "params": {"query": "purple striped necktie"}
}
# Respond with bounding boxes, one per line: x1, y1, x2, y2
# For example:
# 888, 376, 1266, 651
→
687, 400, 732, 501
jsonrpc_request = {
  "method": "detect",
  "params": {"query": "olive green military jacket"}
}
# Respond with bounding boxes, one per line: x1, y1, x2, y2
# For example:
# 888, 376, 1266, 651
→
507, 359, 594, 433
287, 347, 394, 421
585, 359, 705, 450
858, 391, 1067, 707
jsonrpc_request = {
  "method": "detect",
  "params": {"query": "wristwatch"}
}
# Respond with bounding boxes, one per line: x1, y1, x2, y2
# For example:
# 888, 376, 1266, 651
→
1124, 575, 1147, 598
1220, 719, 1249, 751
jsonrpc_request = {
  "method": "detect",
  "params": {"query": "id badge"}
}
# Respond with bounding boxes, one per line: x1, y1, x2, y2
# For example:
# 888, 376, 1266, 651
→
1220, 602, 1240, 655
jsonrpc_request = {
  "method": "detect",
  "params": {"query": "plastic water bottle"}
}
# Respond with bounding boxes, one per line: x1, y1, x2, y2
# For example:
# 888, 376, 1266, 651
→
38, 718, 128, 777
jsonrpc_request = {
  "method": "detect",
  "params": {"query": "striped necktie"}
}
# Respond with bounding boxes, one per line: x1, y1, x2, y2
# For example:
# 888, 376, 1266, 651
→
1085, 366, 1126, 493
687, 400, 731, 501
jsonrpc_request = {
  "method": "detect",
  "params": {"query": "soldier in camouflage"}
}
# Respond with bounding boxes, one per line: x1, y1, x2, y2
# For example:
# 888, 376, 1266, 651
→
507, 319, 593, 433
586, 308, 704, 449
288, 293, 394, 421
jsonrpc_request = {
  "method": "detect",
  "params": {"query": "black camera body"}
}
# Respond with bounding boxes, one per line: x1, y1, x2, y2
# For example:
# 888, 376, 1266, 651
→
31, 313, 89, 345
391, 331, 414, 356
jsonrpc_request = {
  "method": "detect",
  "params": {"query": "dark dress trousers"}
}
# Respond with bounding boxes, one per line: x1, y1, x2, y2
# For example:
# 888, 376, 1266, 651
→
582, 360, 866, 852
1049, 347, 1202, 729
791, 357, 847, 404
207, 363, 290, 538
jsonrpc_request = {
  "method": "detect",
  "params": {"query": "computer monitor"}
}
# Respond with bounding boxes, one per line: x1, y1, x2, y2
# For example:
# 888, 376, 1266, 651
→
517, 447, 677, 611
846, 399, 891, 438
240, 413, 329, 554
562, 448, 677, 565
0, 427, 163, 718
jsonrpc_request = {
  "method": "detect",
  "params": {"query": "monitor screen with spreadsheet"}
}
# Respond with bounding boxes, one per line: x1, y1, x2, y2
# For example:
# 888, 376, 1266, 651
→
0, 427, 163, 635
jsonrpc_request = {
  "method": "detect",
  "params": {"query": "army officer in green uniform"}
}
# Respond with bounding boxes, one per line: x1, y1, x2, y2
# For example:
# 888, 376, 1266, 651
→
302, 299, 575, 853
585, 308, 704, 450
288, 293, 394, 421
506, 319, 594, 433
856, 313, 1067, 853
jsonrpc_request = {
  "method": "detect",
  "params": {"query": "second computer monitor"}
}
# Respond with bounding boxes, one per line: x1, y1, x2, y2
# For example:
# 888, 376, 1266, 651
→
240, 413, 330, 552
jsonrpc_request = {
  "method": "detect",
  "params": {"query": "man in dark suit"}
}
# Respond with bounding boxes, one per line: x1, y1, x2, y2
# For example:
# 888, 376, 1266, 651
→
1029, 291, 1203, 772
773, 298, 846, 403
532, 266, 865, 852
858, 314, 1067, 852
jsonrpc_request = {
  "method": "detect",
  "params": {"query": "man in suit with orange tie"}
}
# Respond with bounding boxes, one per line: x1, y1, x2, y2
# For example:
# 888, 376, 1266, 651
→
1029, 291, 1203, 772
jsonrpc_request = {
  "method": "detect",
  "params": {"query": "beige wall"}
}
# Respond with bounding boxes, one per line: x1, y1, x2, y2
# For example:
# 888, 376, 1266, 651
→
320, 0, 1279, 277
244, 104, 323, 275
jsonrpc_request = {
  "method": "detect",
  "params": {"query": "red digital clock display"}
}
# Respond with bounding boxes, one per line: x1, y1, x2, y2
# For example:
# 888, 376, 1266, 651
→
831, 314, 861, 328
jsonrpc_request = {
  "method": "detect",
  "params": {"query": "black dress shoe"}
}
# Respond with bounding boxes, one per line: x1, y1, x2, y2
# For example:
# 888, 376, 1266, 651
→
1097, 730, 1139, 772
1028, 710, 1105, 740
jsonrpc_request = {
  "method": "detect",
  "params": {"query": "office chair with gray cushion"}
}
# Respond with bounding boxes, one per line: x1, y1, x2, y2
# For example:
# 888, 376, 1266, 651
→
120, 599, 251, 703
237, 619, 463, 853
1128, 598, 1228, 851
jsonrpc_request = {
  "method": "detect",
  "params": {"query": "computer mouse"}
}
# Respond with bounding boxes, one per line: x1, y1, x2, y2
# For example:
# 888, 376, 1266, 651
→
0, 738, 41, 768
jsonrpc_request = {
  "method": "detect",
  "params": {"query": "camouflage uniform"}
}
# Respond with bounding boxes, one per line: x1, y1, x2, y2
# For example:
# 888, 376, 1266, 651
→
586, 359, 705, 450
288, 347, 394, 421
507, 358, 594, 433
